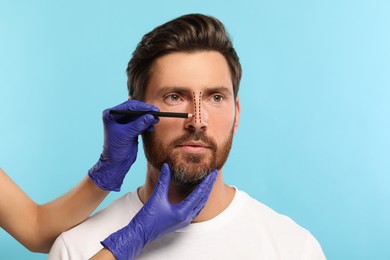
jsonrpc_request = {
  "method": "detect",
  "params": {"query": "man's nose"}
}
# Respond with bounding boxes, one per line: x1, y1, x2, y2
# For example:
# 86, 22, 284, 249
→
184, 92, 208, 131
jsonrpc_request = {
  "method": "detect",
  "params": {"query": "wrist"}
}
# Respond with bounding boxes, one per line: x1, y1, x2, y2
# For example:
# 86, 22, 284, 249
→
101, 223, 145, 260
88, 160, 128, 192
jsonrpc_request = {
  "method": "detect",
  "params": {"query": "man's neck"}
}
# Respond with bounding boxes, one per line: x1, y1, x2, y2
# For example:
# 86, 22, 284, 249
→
137, 163, 235, 222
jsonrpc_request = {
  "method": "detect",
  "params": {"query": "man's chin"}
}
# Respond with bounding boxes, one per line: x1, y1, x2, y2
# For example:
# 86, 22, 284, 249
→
168, 161, 214, 186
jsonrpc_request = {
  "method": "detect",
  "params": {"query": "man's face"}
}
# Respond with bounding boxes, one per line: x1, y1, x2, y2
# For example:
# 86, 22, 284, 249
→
142, 51, 240, 185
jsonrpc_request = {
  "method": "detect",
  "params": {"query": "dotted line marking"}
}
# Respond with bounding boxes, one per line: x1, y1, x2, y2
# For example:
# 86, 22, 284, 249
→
199, 91, 202, 123
193, 92, 197, 123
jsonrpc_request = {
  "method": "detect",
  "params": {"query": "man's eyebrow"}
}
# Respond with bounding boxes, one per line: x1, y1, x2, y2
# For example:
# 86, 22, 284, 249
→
202, 86, 233, 97
156, 86, 233, 97
156, 86, 192, 96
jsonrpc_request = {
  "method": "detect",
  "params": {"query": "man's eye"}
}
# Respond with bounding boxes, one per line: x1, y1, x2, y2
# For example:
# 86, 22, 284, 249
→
168, 94, 180, 101
211, 95, 224, 103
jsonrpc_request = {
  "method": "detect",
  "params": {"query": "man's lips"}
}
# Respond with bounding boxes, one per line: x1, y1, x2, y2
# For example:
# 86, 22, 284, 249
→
176, 141, 210, 153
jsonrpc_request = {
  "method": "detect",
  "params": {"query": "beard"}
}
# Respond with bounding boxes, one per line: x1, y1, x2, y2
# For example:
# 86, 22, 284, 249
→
142, 126, 234, 187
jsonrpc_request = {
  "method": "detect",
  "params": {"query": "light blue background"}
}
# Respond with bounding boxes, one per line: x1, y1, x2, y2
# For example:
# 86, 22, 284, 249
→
1, 1, 389, 259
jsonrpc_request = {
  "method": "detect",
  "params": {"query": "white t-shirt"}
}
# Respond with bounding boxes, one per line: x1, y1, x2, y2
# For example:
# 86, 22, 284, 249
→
48, 188, 326, 259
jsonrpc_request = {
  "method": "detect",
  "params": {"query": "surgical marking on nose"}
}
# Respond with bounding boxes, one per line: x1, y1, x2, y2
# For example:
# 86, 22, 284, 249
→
199, 92, 202, 123
192, 92, 202, 123
193, 92, 197, 123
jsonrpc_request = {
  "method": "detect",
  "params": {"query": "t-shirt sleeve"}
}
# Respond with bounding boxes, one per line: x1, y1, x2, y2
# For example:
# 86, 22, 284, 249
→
48, 234, 70, 260
302, 232, 327, 260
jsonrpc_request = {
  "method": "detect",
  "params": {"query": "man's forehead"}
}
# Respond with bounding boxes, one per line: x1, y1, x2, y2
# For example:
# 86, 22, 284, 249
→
145, 51, 234, 98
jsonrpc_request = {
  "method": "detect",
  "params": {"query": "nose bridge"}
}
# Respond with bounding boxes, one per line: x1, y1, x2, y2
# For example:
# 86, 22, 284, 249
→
193, 91, 201, 123
189, 91, 207, 129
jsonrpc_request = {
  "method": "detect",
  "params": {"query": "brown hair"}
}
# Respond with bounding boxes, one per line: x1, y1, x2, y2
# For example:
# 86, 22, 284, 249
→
126, 13, 242, 100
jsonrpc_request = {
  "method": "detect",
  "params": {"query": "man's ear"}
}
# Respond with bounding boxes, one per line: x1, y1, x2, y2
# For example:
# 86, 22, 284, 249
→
233, 96, 240, 134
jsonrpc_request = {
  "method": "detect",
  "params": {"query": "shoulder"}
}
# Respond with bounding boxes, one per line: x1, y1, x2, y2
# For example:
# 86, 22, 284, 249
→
48, 191, 140, 260
48, 234, 69, 260
235, 189, 306, 231
232, 189, 326, 259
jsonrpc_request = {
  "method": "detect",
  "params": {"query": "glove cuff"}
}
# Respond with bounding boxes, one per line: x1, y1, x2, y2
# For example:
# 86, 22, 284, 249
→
101, 223, 145, 260
88, 160, 126, 192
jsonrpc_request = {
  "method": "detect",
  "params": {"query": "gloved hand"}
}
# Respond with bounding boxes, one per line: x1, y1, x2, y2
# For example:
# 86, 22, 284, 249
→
88, 100, 159, 191
101, 163, 218, 260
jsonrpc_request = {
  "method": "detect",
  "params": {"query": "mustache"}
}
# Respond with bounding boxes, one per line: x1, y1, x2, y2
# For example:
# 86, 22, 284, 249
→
171, 131, 217, 149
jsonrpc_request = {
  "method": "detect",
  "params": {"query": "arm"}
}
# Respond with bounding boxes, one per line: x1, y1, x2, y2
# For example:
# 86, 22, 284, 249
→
90, 248, 116, 260
1, 100, 159, 253
0, 168, 108, 253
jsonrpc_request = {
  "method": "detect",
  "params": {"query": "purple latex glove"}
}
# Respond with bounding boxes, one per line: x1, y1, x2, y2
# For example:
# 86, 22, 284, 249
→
101, 163, 218, 260
88, 100, 159, 191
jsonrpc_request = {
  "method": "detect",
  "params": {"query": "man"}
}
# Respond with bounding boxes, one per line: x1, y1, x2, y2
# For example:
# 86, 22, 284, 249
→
49, 14, 326, 259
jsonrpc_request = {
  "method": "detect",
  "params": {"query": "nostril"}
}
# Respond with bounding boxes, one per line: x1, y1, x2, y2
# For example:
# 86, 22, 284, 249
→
185, 124, 196, 131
